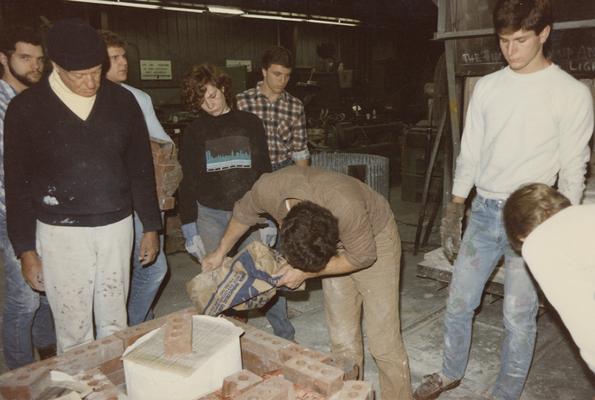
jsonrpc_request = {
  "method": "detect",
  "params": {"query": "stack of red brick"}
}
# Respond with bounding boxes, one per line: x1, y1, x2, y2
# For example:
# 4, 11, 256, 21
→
0, 309, 374, 400
0, 307, 196, 400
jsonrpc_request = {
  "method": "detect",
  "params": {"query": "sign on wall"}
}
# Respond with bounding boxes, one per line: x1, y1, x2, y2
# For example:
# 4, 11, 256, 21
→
225, 59, 252, 72
140, 60, 172, 80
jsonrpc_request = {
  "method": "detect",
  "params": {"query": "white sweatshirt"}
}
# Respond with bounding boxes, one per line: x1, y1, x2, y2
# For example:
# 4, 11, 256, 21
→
453, 64, 594, 204
522, 205, 595, 372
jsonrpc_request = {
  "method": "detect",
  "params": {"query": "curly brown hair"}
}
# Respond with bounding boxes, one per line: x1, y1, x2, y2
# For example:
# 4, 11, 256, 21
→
280, 201, 339, 272
181, 63, 233, 112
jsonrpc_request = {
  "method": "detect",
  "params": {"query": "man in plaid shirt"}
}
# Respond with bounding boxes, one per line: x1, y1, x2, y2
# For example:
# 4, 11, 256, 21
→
235, 46, 308, 340
237, 46, 309, 171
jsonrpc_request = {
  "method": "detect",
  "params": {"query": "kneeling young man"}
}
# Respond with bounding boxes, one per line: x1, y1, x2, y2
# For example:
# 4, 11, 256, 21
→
203, 166, 413, 400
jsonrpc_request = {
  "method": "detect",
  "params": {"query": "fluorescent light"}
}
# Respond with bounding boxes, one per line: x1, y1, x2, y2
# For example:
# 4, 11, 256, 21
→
163, 6, 204, 14
308, 14, 360, 26
307, 18, 359, 27
65, 0, 205, 13
207, 5, 244, 15
242, 10, 360, 26
66, 0, 159, 8
241, 13, 305, 22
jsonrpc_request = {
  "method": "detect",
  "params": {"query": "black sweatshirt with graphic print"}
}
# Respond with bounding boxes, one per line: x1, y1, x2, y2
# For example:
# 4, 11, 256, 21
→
178, 109, 271, 223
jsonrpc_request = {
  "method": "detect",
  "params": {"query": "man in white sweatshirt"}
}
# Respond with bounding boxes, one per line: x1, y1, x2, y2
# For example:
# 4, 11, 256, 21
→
413, 0, 594, 399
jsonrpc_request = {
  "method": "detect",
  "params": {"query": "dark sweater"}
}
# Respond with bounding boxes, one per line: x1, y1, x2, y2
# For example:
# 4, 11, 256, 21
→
178, 109, 271, 223
4, 77, 161, 256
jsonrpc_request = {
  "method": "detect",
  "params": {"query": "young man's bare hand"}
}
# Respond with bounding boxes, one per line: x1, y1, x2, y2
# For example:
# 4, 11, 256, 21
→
201, 250, 225, 272
275, 264, 309, 289
20, 250, 44, 291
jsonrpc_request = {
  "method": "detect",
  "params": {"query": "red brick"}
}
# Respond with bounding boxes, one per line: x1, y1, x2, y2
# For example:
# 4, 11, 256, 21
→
241, 329, 293, 364
221, 369, 263, 397
97, 358, 122, 378
74, 368, 120, 400
328, 381, 373, 400
164, 313, 193, 357
294, 387, 326, 400
0, 363, 51, 399
113, 318, 166, 348
241, 348, 283, 375
279, 344, 332, 364
235, 376, 295, 400
282, 356, 344, 396
105, 367, 125, 387
49, 336, 124, 376
113, 309, 195, 349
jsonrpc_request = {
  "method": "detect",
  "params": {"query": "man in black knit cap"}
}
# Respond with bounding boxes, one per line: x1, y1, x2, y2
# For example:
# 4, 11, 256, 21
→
4, 18, 161, 353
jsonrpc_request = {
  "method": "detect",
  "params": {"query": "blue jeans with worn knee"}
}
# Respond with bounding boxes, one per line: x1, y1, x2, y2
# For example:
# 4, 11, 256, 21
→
442, 195, 538, 400
128, 212, 168, 326
197, 202, 295, 341
1, 219, 55, 369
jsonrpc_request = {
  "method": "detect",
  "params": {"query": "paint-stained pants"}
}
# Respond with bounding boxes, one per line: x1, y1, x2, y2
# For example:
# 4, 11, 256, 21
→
322, 217, 413, 400
37, 216, 133, 353
442, 196, 538, 400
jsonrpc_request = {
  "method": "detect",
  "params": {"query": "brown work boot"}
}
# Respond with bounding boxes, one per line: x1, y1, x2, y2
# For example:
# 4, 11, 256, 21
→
413, 372, 460, 400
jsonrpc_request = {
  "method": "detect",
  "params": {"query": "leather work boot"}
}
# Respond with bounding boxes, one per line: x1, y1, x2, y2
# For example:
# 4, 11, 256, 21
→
413, 372, 461, 400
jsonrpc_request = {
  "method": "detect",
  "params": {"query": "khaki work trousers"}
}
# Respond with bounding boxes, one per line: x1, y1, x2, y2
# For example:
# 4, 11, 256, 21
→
322, 217, 413, 400
37, 216, 133, 353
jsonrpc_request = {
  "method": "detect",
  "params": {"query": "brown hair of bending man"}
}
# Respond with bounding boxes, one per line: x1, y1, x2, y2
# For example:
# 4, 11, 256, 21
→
503, 183, 571, 252
279, 201, 339, 272
181, 63, 234, 112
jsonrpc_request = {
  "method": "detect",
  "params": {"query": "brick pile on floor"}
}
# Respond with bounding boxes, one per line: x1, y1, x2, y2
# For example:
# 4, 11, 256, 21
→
0, 310, 373, 400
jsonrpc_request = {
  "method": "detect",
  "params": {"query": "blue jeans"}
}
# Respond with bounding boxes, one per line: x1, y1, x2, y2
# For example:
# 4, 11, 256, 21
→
442, 196, 538, 400
0, 218, 55, 369
197, 202, 295, 341
127, 212, 168, 326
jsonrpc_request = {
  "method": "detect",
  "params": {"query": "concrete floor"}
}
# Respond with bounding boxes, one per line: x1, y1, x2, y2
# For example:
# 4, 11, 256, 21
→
0, 185, 593, 399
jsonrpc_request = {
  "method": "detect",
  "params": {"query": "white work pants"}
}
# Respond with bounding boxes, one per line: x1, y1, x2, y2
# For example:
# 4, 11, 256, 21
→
37, 216, 133, 353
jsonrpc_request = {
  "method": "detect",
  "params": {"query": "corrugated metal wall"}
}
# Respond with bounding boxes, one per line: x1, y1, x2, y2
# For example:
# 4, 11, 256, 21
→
100, 6, 366, 104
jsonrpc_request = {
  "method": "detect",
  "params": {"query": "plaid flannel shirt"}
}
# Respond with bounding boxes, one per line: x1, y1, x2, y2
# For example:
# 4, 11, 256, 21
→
236, 82, 309, 168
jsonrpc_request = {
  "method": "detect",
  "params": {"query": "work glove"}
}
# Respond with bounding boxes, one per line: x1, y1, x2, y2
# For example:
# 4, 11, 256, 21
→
440, 202, 465, 263
181, 223, 206, 262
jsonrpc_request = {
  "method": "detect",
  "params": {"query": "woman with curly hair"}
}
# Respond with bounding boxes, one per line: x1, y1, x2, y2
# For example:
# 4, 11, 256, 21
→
178, 63, 272, 258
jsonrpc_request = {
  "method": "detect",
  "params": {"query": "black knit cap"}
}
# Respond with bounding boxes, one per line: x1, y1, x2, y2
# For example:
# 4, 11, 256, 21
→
47, 18, 106, 71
